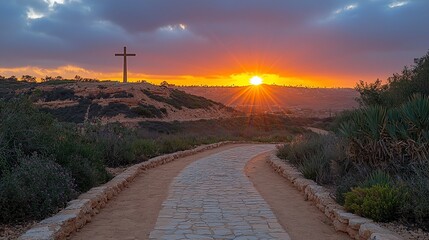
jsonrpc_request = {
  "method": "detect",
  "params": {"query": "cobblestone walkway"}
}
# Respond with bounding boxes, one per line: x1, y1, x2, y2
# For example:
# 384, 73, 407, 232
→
149, 145, 291, 240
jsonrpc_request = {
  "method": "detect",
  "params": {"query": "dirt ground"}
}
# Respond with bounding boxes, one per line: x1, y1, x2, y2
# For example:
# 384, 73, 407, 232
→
71, 144, 350, 240
245, 152, 350, 240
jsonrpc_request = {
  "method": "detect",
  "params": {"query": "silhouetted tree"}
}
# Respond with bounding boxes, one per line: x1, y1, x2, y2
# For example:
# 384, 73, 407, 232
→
74, 75, 83, 81
21, 75, 37, 82
41, 76, 53, 82
356, 50, 429, 107
355, 79, 387, 106
160, 81, 169, 87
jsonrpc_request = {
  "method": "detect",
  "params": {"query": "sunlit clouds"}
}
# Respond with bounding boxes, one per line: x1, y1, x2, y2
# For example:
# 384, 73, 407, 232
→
159, 24, 188, 32
334, 3, 358, 15
389, 1, 409, 8
27, 8, 44, 19
1, 1, 429, 87
44, 0, 65, 8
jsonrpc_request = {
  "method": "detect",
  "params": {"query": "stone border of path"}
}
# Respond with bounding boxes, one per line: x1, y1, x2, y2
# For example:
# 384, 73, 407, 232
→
19, 141, 232, 240
267, 152, 403, 240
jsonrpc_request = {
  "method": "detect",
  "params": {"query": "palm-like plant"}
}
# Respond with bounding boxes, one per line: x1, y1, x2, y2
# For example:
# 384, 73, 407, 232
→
339, 95, 429, 166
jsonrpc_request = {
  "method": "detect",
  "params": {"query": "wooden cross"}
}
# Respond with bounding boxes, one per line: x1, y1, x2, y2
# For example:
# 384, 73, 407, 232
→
115, 46, 136, 83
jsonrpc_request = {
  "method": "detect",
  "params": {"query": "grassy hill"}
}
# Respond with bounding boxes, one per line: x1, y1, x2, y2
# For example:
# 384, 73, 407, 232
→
1, 80, 236, 123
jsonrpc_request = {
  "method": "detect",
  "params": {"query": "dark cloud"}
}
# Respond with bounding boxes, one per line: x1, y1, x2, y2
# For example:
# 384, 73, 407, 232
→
0, 0, 428, 85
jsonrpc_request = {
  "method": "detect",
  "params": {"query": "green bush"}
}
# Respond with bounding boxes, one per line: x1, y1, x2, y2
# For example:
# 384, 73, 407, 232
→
158, 137, 198, 153
360, 170, 392, 188
276, 132, 324, 165
142, 89, 218, 110
0, 98, 58, 164
344, 185, 404, 222
62, 155, 109, 192
131, 139, 158, 159
0, 99, 109, 192
53, 128, 110, 192
83, 123, 160, 167
298, 152, 331, 184
131, 104, 165, 118
399, 165, 429, 224
0, 155, 76, 223
335, 174, 359, 205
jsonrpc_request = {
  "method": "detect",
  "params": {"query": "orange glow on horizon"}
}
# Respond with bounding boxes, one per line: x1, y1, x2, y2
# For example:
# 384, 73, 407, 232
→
0, 65, 362, 88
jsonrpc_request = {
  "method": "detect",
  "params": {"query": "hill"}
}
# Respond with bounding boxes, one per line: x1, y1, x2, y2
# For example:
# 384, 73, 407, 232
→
178, 85, 359, 117
1, 80, 235, 123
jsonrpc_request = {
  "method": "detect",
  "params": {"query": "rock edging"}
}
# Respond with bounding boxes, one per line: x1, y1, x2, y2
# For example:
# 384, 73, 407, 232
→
267, 152, 403, 240
19, 141, 232, 240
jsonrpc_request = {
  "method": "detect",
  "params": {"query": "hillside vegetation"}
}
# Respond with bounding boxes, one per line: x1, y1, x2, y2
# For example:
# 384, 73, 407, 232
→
0, 80, 235, 124
0, 93, 307, 226
277, 51, 429, 229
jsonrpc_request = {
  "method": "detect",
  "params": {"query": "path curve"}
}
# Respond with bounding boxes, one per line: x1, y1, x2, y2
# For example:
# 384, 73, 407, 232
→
149, 144, 290, 240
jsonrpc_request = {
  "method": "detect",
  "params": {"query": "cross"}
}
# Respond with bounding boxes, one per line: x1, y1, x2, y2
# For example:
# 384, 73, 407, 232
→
115, 46, 136, 83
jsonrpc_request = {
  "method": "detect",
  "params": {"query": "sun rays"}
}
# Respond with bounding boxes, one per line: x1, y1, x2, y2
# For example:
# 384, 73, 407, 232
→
225, 84, 285, 115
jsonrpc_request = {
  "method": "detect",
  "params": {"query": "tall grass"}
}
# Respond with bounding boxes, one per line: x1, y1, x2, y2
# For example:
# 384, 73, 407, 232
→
277, 133, 346, 184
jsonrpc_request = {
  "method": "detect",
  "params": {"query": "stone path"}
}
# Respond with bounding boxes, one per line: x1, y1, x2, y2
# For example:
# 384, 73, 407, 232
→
149, 144, 291, 240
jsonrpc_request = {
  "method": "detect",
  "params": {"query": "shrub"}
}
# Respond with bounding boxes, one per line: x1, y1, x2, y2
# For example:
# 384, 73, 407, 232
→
53, 126, 110, 192
0, 155, 76, 223
99, 102, 132, 117
0, 98, 58, 172
344, 184, 404, 222
277, 133, 347, 184
399, 165, 429, 225
360, 170, 392, 188
83, 123, 158, 167
335, 174, 360, 205
142, 89, 218, 110
40, 87, 77, 102
112, 91, 134, 98
131, 104, 165, 118
276, 132, 324, 165
157, 137, 197, 153
298, 152, 331, 184
62, 155, 109, 192
131, 139, 158, 159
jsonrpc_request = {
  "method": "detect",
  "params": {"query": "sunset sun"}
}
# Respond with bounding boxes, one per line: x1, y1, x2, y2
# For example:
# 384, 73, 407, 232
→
250, 76, 263, 86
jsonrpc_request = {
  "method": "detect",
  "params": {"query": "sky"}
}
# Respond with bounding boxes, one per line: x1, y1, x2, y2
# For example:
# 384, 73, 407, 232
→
0, 0, 428, 87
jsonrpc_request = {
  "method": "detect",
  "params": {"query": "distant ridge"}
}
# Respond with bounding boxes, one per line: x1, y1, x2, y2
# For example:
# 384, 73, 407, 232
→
179, 84, 359, 117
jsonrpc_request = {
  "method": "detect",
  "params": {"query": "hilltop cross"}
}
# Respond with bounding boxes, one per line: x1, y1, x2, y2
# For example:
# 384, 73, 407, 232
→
115, 46, 136, 83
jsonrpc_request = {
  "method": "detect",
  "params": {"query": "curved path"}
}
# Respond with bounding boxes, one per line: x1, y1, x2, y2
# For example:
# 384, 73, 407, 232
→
72, 144, 349, 240
149, 144, 289, 240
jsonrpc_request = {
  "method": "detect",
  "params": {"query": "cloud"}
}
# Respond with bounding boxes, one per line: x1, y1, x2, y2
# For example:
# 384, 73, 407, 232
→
0, 0, 428, 86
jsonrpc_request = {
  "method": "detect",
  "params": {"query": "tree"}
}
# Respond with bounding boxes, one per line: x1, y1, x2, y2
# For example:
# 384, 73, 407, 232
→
160, 81, 169, 87
355, 79, 387, 107
74, 75, 83, 81
41, 76, 53, 82
356, 50, 429, 107
21, 75, 37, 82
